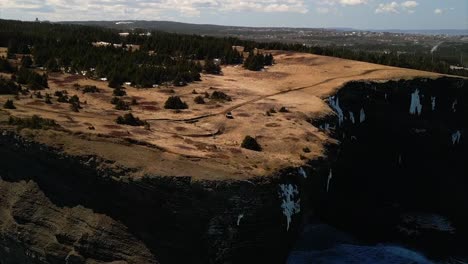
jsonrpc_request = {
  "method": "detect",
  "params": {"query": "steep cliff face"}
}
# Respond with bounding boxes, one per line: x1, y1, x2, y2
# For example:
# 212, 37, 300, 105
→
0, 131, 309, 264
1, 76, 465, 264
311, 77, 468, 260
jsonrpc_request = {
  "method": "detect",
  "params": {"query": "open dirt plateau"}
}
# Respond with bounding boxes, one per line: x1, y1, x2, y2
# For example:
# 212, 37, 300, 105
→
0, 50, 442, 180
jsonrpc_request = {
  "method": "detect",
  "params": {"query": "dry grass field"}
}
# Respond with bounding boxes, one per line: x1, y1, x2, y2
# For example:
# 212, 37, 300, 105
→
0, 50, 442, 180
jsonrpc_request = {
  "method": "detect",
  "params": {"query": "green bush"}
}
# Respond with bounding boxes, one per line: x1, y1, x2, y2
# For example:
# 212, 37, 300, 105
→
241, 136, 262, 151
45, 94, 52, 104
279, 107, 289, 113
82, 85, 99, 94
0, 77, 20, 95
210, 91, 231, 101
115, 100, 131, 110
116, 113, 146, 126
0, 58, 15, 73
113, 87, 127, 96
21, 56, 33, 68
8, 115, 58, 130
3, 99, 16, 109
194, 95, 205, 104
203, 58, 222, 75
164, 96, 188, 109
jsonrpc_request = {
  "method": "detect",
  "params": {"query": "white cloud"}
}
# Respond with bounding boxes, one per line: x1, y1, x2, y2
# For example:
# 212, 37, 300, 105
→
434, 8, 453, 15
375, 2, 399, 14
401, 1, 418, 8
316, 0, 367, 6
339, 0, 367, 5
0, 0, 309, 19
375, 1, 418, 14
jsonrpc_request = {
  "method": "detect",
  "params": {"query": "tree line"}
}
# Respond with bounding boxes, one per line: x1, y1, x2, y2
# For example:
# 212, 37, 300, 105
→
0, 19, 251, 88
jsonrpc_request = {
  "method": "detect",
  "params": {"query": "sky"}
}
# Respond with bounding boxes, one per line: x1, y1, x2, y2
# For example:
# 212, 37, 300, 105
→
0, 0, 466, 30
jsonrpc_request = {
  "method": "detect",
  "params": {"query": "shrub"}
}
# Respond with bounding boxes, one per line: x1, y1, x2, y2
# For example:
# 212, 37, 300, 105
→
8, 115, 58, 130
113, 87, 127, 96
69, 95, 81, 112
57, 94, 69, 102
45, 94, 52, 104
203, 58, 222, 75
82, 85, 99, 94
241, 136, 262, 151
0, 58, 15, 73
279, 107, 289, 113
303, 147, 311, 153
3, 99, 16, 109
210, 91, 231, 101
21, 56, 33, 68
70, 102, 80, 112
116, 113, 146, 126
0, 77, 20, 95
194, 95, 205, 104
115, 100, 131, 110
131, 98, 138, 105
164, 96, 188, 109
108, 78, 122, 89
16, 68, 48, 90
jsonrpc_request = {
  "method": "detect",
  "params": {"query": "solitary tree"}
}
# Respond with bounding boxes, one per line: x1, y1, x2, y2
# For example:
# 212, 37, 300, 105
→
164, 96, 188, 109
3, 99, 16, 109
241, 136, 262, 151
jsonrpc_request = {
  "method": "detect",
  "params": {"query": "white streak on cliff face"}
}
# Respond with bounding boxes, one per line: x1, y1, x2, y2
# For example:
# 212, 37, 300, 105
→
409, 89, 422, 115
327, 169, 333, 193
452, 100, 457, 113
329, 96, 344, 126
385, 93, 388, 100
349, 111, 355, 124
237, 214, 244, 226
452, 131, 462, 145
431, 97, 436, 111
298, 167, 307, 179
360, 108, 366, 123
279, 184, 300, 231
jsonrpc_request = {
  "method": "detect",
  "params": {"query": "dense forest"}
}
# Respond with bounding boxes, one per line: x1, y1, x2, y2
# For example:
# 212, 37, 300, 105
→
0, 19, 251, 88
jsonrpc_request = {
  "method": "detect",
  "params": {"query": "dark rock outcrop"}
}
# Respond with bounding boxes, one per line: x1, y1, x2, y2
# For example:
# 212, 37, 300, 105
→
311, 77, 468, 261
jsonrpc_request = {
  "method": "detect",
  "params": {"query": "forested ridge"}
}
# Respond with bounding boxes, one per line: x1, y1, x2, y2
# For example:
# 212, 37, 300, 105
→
0, 19, 253, 88
1, 19, 466, 88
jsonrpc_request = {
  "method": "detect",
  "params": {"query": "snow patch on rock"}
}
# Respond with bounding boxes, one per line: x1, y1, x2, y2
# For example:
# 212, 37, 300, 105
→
237, 214, 244, 226
452, 130, 462, 145
360, 108, 366, 123
329, 96, 344, 126
279, 184, 301, 231
349, 112, 355, 124
298, 167, 307, 179
409, 89, 422, 115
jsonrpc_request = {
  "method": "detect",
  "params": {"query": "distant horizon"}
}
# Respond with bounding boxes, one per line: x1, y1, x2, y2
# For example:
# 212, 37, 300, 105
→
1, 0, 466, 31
8, 19, 468, 33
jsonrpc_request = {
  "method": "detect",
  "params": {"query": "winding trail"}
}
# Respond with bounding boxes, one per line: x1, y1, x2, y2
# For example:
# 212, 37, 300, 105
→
145, 68, 386, 123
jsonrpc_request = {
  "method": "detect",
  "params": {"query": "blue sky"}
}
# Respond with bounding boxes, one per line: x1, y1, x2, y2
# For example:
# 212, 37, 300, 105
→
0, 0, 466, 29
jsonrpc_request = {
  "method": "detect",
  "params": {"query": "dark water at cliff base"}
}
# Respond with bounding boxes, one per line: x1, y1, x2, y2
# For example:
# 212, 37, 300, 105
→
288, 223, 435, 264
